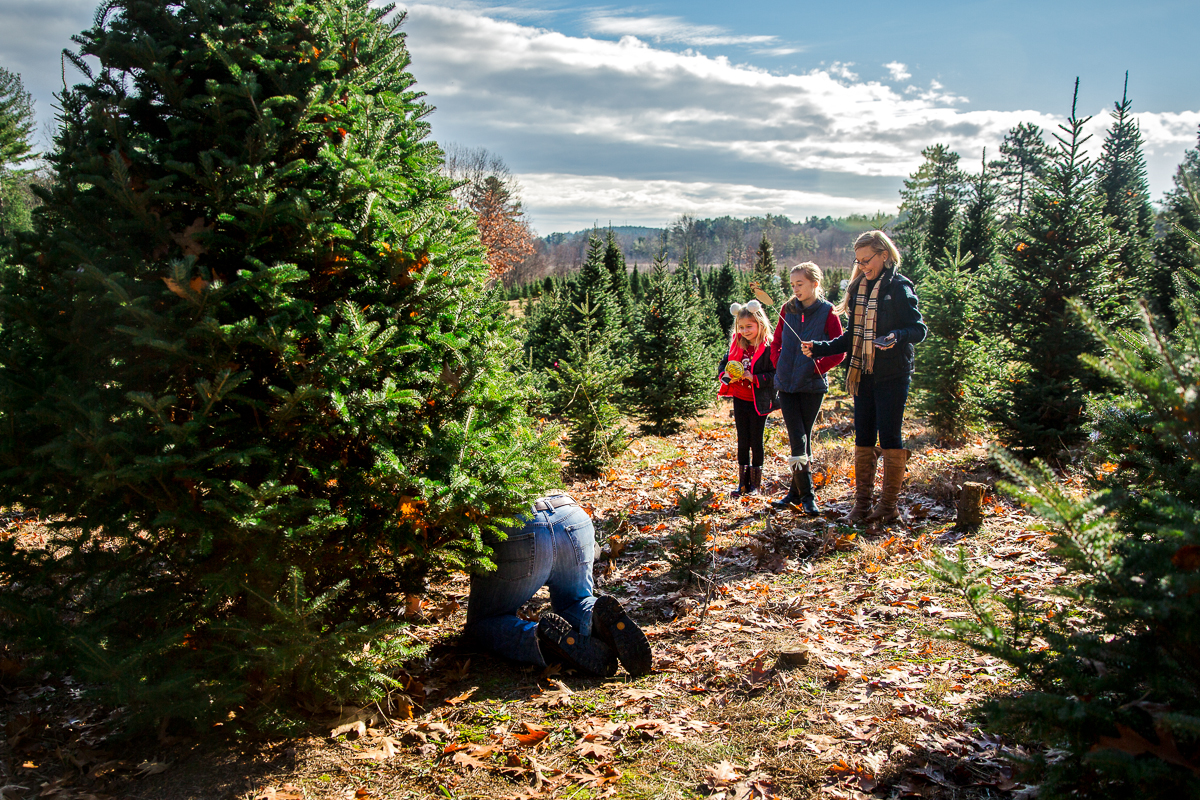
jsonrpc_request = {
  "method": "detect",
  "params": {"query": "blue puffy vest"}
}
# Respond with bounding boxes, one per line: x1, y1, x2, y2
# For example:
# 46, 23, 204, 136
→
775, 298, 833, 394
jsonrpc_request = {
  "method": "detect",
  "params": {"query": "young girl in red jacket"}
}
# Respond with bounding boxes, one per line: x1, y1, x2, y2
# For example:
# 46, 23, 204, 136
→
718, 300, 776, 497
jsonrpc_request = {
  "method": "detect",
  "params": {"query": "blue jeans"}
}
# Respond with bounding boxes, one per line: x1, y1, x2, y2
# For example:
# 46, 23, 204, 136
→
465, 502, 597, 666
854, 373, 910, 450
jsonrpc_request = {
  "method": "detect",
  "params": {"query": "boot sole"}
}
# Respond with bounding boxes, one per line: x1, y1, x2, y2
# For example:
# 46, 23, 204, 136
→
537, 614, 617, 677
593, 596, 653, 676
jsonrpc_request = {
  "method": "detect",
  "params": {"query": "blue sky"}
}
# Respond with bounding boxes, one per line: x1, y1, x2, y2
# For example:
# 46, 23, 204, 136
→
2, 1, 1198, 233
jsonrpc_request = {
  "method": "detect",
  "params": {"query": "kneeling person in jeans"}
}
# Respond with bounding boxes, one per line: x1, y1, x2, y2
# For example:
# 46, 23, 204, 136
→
465, 494, 652, 677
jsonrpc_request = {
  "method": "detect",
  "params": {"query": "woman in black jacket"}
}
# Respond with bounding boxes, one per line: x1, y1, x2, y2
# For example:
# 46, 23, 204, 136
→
802, 230, 926, 525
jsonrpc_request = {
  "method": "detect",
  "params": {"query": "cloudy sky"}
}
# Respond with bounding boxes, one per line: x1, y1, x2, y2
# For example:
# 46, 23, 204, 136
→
2, 1, 1198, 233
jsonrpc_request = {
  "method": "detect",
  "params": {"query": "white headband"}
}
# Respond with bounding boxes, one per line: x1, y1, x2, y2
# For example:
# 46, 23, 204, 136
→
729, 299, 763, 317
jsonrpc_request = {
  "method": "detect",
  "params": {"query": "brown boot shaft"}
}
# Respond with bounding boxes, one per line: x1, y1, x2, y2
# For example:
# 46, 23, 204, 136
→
846, 446, 878, 523
867, 448, 909, 524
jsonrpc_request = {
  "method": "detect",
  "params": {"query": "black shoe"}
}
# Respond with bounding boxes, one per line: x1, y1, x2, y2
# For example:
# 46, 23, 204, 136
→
591, 596, 653, 676
537, 613, 618, 677
771, 467, 803, 509
796, 471, 820, 516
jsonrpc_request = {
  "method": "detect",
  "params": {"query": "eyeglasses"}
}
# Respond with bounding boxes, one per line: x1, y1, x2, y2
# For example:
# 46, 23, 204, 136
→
853, 253, 880, 268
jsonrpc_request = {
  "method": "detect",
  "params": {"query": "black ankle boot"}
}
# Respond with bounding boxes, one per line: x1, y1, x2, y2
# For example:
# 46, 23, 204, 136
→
797, 470, 820, 516
771, 467, 803, 509
731, 465, 750, 497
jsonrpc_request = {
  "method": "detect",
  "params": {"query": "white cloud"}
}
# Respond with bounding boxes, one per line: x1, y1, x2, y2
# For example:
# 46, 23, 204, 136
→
396, 3, 1199, 230
584, 13, 778, 47
517, 173, 894, 232
884, 61, 911, 81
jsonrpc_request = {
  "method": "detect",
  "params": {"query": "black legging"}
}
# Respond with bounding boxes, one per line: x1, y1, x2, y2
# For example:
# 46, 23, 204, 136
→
732, 397, 766, 467
777, 391, 824, 465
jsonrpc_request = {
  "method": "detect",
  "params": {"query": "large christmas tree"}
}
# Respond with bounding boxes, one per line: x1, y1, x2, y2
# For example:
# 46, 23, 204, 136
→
984, 82, 1124, 457
624, 248, 712, 435
0, 0, 555, 729
1097, 75, 1155, 290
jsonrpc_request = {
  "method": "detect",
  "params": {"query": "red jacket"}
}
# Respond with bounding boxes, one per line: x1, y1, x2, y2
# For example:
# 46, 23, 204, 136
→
770, 304, 845, 375
718, 340, 769, 404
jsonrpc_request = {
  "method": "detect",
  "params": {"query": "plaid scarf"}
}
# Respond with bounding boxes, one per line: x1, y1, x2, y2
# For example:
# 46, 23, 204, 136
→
844, 275, 883, 396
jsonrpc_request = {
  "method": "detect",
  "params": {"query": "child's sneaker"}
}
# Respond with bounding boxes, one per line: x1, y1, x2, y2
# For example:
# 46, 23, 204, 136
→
591, 595, 653, 676
536, 613, 618, 677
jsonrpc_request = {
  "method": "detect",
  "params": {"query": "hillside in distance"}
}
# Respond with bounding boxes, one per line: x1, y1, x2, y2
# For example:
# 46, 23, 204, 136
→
509, 212, 896, 285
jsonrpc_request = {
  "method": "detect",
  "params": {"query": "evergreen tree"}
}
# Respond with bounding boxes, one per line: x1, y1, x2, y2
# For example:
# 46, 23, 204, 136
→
555, 298, 628, 475
523, 282, 569, 372
913, 250, 982, 441
993, 122, 1053, 219
897, 144, 966, 272
929, 265, 1200, 796
0, 0, 555, 730
567, 233, 619, 339
668, 485, 716, 585
959, 151, 998, 270
750, 233, 780, 303
1153, 136, 1200, 325
0, 67, 35, 244
625, 247, 712, 435
1097, 74, 1155, 287
984, 81, 1125, 458
629, 263, 642, 299
712, 256, 738, 339
602, 228, 631, 318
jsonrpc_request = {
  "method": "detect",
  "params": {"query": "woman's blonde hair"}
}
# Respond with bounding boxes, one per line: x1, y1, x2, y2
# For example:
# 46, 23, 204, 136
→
834, 230, 902, 316
729, 299, 773, 351
785, 262, 824, 313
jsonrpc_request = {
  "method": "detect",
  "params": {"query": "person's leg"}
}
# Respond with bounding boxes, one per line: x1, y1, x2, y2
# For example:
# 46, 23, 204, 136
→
731, 398, 755, 495
849, 374, 880, 523
772, 392, 806, 508
746, 410, 766, 492
794, 392, 825, 513
465, 513, 553, 666
545, 503, 598, 634
869, 377, 912, 523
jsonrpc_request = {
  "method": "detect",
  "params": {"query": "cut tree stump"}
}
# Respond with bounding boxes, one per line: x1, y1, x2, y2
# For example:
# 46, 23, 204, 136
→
957, 482, 987, 528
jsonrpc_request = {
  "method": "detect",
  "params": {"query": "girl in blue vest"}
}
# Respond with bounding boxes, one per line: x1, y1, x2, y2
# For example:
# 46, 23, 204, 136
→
717, 300, 776, 497
769, 263, 845, 513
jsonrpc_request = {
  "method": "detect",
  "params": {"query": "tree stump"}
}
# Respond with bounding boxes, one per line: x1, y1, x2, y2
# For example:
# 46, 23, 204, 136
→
957, 482, 987, 528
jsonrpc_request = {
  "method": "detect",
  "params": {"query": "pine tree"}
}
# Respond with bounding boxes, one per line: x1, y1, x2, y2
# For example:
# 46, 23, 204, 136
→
993, 122, 1053, 219
0, 67, 35, 244
984, 81, 1125, 458
603, 228, 631, 318
668, 485, 716, 584
555, 299, 628, 475
0, 0, 555, 731
913, 250, 981, 441
1153, 137, 1200, 324
625, 248, 712, 435
750, 233, 780, 302
712, 256, 738, 339
897, 144, 966, 272
1097, 74, 1155, 288
629, 263, 642, 299
929, 262, 1200, 796
959, 151, 998, 270
567, 233, 619, 339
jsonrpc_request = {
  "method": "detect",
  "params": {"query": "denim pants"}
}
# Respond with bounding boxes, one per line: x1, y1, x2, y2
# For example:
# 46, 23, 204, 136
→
853, 373, 911, 450
465, 502, 597, 666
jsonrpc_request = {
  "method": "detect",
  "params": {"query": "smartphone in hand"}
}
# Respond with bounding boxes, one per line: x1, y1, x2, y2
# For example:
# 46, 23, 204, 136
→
873, 332, 897, 349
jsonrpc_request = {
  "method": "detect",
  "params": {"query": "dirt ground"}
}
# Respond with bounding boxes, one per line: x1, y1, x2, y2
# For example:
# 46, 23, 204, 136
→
1, 396, 1069, 800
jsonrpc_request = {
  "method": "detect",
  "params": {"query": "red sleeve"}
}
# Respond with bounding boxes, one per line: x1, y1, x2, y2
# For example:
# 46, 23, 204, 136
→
814, 312, 845, 375
770, 308, 785, 367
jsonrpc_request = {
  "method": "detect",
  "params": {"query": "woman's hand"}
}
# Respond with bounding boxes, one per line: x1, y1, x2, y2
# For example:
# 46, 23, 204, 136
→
800, 341, 814, 357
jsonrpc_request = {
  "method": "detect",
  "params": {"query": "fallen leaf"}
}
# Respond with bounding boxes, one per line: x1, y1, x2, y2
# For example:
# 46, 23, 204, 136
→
136, 760, 170, 776
1092, 723, 1200, 775
574, 739, 614, 760
514, 722, 549, 748
534, 679, 574, 709
353, 737, 399, 761
703, 760, 743, 787
445, 688, 477, 706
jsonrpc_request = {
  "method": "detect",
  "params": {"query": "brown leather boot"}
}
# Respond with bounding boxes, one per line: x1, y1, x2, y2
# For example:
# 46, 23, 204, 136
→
867, 449, 909, 524
845, 446, 878, 524
747, 466, 762, 495
731, 465, 750, 498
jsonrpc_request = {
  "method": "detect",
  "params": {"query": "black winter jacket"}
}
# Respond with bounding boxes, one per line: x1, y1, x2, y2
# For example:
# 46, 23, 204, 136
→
809, 268, 927, 382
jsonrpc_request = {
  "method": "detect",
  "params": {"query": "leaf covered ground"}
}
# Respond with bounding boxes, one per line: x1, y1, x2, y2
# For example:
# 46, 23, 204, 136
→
0, 398, 1084, 800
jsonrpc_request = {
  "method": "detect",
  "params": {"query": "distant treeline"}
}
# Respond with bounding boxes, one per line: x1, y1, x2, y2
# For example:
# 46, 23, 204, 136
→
503, 211, 895, 286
